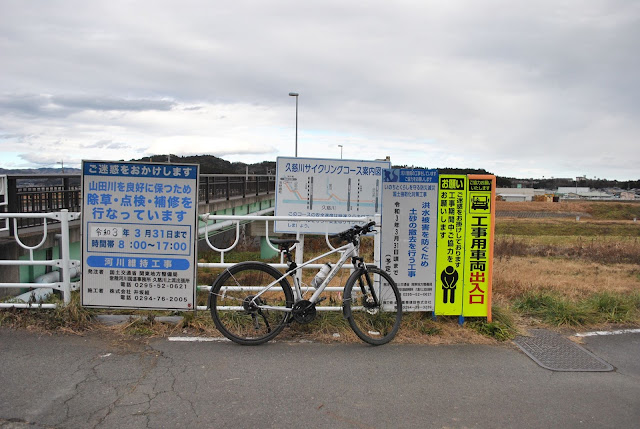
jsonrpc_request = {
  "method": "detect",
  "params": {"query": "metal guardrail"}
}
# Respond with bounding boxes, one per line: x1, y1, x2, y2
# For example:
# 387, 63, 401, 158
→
196, 213, 380, 312
0, 209, 378, 310
0, 210, 80, 308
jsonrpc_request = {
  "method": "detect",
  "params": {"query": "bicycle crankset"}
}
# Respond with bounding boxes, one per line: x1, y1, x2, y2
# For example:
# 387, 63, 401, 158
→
291, 300, 316, 324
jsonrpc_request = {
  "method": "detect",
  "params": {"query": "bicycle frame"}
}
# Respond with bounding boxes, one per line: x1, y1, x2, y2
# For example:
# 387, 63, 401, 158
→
249, 239, 361, 312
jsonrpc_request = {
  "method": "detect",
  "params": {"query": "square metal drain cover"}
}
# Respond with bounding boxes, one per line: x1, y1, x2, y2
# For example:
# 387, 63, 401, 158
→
514, 329, 613, 372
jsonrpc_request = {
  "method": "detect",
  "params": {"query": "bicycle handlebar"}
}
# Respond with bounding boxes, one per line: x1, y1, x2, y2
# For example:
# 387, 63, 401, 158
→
336, 221, 376, 243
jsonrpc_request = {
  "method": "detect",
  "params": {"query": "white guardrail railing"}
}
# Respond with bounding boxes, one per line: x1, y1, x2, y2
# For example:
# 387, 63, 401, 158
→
0, 210, 81, 308
0, 209, 379, 311
196, 212, 380, 312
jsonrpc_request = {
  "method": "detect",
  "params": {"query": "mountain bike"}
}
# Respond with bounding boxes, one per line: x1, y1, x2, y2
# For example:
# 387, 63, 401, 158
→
209, 221, 402, 345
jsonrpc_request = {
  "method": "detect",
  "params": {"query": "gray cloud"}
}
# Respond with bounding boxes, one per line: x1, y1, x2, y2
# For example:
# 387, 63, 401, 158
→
82, 140, 137, 150
0, 94, 176, 117
0, 0, 638, 179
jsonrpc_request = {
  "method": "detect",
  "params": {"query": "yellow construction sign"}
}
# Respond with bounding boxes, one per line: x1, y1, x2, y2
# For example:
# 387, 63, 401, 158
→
462, 175, 495, 319
434, 175, 467, 315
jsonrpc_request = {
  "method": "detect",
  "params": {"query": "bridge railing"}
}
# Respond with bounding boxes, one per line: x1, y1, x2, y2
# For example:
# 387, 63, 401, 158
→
3, 175, 81, 232
199, 174, 275, 203
1, 173, 275, 232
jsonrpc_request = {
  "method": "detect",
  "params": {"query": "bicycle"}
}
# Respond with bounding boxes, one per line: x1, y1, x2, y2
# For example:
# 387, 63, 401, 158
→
209, 221, 403, 345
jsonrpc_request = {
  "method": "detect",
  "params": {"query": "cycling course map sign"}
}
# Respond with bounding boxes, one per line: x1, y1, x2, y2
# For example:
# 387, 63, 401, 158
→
275, 157, 391, 234
81, 160, 199, 310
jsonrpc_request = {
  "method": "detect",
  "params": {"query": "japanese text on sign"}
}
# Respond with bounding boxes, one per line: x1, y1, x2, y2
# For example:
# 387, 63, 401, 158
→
381, 169, 438, 311
463, 177, 495, 317
435, 175, 467, 315
81, 161, 199, 310
275, 157, 390, 234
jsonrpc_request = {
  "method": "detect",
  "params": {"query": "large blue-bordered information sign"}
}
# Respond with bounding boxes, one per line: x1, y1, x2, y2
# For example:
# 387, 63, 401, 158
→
381, 169, 439, 311
81, 161, 199, 310
275, 156, 390, 234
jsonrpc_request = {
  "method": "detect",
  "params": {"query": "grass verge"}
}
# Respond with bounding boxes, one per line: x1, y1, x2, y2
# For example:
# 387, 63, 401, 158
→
513, 290, 640, 327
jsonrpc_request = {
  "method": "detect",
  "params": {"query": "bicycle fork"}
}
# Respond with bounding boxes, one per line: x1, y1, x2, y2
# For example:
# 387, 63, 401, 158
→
353, 257, 380, 308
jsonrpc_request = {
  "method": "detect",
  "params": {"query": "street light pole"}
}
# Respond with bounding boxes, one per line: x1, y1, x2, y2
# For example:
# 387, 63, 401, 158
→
288, 92, 299, 157
338, 145, 343, 159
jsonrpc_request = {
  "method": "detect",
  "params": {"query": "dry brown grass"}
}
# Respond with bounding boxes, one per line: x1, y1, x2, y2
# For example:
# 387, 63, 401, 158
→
493, 256, 640, 301
497, 200, 595, 213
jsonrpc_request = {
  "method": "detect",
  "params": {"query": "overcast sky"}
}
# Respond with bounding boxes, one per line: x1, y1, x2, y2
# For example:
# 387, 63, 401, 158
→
1, 0, 639, 180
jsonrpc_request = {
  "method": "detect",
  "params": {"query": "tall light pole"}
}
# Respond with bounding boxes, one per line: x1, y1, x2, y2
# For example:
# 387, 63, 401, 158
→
338, 145, 343, 159
288, 92, 299, 157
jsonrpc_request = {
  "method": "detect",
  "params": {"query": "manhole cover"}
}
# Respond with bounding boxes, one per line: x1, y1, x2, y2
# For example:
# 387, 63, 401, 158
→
514, 329, 613, 372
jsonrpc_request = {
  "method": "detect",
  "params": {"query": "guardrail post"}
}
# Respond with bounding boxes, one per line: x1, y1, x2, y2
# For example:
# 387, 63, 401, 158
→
226, 176, 231, 200
59, 209, 72, 305
63, 177, 71, 209
256, 176, 260, 196
242, 176, 247, 198
7, 177, 18, 235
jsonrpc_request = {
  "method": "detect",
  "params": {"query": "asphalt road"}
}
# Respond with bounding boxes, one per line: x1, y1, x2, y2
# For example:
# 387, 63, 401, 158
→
1, 328, 639, 429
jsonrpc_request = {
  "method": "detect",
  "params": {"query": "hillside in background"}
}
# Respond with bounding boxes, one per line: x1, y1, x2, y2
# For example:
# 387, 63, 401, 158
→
1, 154, 638, 189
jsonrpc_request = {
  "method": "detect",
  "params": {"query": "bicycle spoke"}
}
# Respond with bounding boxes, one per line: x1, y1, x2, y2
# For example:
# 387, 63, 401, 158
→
210, 262, 292, 345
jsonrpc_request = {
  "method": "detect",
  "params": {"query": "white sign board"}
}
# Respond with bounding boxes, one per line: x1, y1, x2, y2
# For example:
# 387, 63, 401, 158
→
381, 169, 439, 311
275, 156, 390, 234
81, 161, 199, 310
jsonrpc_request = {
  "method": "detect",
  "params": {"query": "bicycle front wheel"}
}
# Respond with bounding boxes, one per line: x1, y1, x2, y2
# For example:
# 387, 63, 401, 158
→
343, 266, 402, 345
210, 262, 293, 345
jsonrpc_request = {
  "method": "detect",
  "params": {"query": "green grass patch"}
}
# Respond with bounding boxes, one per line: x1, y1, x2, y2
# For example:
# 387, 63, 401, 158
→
588, 203, 640, 220
586, 292, 639, 323
513, 290, 640, 326
513, 291, 594, 326
467, 305, 517, 341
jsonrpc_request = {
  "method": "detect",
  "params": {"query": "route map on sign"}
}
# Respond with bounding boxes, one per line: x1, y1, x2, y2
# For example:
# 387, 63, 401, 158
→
275, 157, 390, 234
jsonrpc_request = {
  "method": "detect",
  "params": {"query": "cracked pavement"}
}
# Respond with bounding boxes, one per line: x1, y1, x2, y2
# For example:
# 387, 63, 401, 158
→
1, 328, 639, 428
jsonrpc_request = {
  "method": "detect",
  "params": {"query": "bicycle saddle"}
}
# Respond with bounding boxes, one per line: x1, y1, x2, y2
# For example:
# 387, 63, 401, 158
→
270, 238, 299, 247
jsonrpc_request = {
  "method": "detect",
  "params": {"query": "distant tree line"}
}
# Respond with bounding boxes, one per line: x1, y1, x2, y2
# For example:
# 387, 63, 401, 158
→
3, 155, 637, 190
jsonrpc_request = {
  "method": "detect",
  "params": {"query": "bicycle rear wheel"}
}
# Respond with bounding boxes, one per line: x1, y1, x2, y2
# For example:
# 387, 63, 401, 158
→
210, 262, 293, 345
343, 266, 402, 345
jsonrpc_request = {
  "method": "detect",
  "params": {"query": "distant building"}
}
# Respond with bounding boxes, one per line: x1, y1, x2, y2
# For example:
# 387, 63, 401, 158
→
558, 187, 616, 200
557, 187, 590, 195
496, 187, 535, 202
618, 191, 636, 200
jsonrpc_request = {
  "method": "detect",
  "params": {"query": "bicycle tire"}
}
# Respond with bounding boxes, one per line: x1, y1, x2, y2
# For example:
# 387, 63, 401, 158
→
343, 266, 402, 345
210, 261, 293, 345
